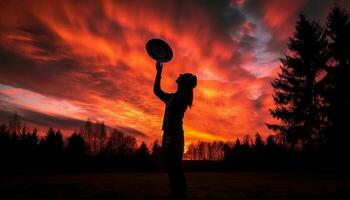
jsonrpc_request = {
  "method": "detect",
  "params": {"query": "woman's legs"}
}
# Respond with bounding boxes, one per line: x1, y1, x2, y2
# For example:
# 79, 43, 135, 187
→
162, 131, 187, 199
165, 157, 187, 199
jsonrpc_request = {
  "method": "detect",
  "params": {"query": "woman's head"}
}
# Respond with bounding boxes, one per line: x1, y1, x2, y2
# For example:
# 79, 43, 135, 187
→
176, 73, 197, 108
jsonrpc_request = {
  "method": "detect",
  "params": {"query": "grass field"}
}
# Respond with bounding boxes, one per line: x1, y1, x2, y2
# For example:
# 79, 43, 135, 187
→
1, 172, 349, 200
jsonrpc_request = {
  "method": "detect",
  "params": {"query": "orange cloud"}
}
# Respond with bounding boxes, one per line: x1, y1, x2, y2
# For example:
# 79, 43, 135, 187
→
0, 0, 312, 146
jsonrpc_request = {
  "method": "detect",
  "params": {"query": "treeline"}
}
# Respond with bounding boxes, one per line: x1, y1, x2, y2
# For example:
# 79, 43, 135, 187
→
266, 7, 350, 158
0, 114, 164, 171
185, 134, 290, 161
0, 113, 347, 171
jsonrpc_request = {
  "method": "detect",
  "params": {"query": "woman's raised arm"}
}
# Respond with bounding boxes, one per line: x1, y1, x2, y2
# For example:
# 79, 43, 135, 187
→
153, 61, 171, 103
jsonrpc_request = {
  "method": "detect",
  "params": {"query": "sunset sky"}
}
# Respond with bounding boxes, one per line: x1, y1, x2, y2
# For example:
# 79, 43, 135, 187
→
0, 0, 349, 146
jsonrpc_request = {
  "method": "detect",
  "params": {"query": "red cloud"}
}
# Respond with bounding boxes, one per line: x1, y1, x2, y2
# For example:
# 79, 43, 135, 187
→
0, 0, 307, 145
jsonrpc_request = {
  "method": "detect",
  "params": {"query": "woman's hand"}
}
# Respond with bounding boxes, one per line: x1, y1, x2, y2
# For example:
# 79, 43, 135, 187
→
156, 61, 163, 72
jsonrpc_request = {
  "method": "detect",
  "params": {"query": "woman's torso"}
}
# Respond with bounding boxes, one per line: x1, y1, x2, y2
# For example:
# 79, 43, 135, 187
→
162, 93, 187, 131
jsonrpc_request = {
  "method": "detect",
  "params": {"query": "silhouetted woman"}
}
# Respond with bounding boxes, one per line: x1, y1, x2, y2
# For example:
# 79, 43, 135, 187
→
153, 61, 197, 199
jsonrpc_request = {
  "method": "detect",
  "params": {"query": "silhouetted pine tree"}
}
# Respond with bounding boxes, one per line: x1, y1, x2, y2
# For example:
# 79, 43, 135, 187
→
136, 141, 150, 162
254, 133, 264, 150
137, 142, 149, 155
18, 127, 38, 158
151, 140, 162, 160
66, 132, 86, 157
234, 138, 241, 149
320, 7, 350, 154
267, 15, 327, 149
39, 128, 64, 158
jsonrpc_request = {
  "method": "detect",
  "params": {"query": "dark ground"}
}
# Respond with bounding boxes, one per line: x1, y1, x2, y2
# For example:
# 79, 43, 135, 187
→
0, 172, 349, 200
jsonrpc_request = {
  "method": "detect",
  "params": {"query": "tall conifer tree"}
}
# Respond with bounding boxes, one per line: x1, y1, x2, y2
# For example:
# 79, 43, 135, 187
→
267, 15, 327, 149
320, 7, 350, 153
